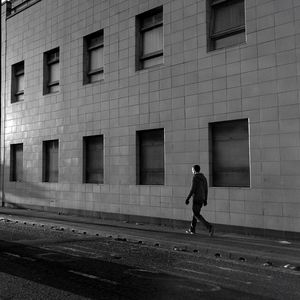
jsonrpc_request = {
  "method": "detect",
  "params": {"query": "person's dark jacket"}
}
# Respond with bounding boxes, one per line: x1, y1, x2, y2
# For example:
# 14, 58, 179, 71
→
185, 173, 208, 205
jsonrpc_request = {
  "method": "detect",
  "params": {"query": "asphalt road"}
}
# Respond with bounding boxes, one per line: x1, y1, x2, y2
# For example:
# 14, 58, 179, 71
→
0, 219, 299, 300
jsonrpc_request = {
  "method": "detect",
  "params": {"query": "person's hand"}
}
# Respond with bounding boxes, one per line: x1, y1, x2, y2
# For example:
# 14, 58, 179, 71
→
185, 199, 189, 205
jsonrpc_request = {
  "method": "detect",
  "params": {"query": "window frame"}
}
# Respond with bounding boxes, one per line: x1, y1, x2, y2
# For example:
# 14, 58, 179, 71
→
83, 30, 104, 84
209, 119, 250, 188
208, 0, 245, 51
43, 48, 60, 95
10, 143, 23, 182
136, 128, 165, 185
136, 6, 163, 70
43, 139, 59, 183
11, 61, 25, 103
83, 135, 104, 184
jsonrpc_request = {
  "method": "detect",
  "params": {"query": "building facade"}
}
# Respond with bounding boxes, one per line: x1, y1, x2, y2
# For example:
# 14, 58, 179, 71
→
1, 0, 300, 236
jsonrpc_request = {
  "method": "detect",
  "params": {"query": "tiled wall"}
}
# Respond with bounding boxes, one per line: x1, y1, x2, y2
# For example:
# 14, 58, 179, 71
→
1, 0, 300, 233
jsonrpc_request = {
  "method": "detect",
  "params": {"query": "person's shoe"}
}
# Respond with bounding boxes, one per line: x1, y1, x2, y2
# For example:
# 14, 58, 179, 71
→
185, 229, 195, 234
209, 225, 214, 237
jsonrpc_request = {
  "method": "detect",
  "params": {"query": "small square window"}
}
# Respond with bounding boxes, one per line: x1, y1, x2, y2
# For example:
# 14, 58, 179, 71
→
43, 140, 59, 182
83, 30, 104, 84
137, 129, 164, 185
208, 0, 245, 51
83, 135, 104, 184
209, 119, 250, 187
10, 143, 23, 182
136, 6, 163, 70
11, 61, 25, 103
43, 48, 60, 94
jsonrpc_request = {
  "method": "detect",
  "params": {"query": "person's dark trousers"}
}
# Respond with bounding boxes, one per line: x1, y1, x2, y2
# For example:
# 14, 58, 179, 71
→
191, 203, 211, 232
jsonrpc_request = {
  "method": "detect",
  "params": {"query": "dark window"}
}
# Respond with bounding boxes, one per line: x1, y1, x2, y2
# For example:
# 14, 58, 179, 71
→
43, 48, 60, 94
43, 140, 59, 182
83, 135, 104, 184
10, 144, 23, 182
83, 30, 104, 84
136, 6, 163, 70
209, 119, 250, 187
6, 0, 42, 17
137, 129, 164, 185
208, 0, 245, 51
11, 61, 24, 103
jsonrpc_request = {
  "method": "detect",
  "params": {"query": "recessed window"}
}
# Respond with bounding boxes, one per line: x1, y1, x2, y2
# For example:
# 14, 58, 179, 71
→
83, 30, 104, 84
208, 0, 245, 51
6, 0, 42, 17
136, 6, 163, 70
137, 129, 164, 185
11, 61, 24, 103
83, 135, 104, 184
43, 140, 59, 182
209, 119, 250, 187
10, 143, 23, 182
43, 48, 60, 94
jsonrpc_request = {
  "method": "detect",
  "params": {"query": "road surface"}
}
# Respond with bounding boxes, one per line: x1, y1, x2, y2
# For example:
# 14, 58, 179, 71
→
0, 218, 299, 299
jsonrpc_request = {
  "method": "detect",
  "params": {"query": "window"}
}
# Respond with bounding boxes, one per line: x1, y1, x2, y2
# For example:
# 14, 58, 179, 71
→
43, 48, 60, 94
11, 61, 24, 103
83, 30, 104, 84
83, 135, 104, 184
6, 0, 42, 17
10, 144, 23, 182
136, 6, 163, 70
209, 119, 250, 187
208, 0, 245, 51
43, 140, 59, 182
137, 129, 164, 185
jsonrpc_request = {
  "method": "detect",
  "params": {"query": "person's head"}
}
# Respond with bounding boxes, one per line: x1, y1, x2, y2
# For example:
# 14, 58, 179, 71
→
192, 165, 200, 174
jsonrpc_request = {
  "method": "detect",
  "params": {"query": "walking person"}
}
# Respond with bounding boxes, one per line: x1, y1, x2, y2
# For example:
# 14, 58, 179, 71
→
185, 165, 214, 236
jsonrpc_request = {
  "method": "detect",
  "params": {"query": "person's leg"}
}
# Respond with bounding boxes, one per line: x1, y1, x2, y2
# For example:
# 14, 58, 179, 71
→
192, 203, 211, 230
197, 214, 212, 230
190, 215, 197, 233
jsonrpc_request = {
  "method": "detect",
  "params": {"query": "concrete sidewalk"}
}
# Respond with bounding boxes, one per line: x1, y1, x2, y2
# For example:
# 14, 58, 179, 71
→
0, 207, 299, 271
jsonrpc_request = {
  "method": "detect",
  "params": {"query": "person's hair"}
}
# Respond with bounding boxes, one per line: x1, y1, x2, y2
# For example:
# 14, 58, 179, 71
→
193, 165, 200, 173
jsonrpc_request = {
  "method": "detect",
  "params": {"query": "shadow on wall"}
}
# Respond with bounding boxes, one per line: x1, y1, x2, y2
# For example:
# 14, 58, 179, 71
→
0, 163, 49, 209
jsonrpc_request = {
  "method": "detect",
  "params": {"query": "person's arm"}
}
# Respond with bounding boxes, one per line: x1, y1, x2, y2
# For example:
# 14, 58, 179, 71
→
185, 177, 195, 205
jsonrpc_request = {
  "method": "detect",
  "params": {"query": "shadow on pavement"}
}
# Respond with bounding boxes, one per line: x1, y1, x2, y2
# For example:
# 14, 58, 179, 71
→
0, 239, 275, 300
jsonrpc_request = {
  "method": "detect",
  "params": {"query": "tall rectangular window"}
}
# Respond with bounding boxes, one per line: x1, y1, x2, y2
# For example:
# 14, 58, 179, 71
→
83, 30, 104, 84
136, 6, 163, 70
44, 48, 60, 94
83, 135, 104, 184
43, 140, 59, 182
11, 61, 24, 103
137, 129, 164, 185
10, 143, 23, 182
208, 0, 245, 51
210, 119, 250, 187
